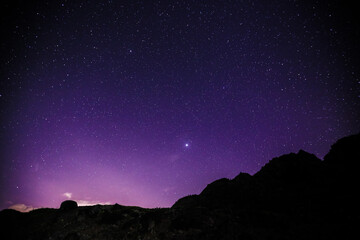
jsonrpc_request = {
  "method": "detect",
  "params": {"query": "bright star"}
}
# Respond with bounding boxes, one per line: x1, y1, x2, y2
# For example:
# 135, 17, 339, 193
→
185, 143, 189, 147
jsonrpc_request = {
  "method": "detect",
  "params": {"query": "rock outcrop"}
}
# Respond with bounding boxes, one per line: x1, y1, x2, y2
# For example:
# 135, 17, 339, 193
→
59, 200, 78, 211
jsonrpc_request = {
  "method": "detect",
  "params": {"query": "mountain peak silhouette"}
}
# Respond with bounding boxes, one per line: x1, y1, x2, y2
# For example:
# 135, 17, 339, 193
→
254, 149, 322, 180
324, 133, 360, 167
1, 133, 359, 239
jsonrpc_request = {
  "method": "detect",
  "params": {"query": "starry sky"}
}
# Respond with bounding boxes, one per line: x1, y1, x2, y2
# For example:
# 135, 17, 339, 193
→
0, 0, 359, 211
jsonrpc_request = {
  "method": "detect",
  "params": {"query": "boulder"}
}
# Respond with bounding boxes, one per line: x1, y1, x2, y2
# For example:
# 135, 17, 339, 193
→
60, 200, 78, 211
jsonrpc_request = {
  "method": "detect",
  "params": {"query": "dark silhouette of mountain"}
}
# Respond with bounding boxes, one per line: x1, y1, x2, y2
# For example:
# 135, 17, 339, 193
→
1, 133, 359, 240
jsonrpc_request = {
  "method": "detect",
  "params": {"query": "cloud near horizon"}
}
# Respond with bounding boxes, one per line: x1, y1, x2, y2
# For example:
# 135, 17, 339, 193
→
76, 200, 112, 206
63, 192, 72, 199
9, 204, 35, 212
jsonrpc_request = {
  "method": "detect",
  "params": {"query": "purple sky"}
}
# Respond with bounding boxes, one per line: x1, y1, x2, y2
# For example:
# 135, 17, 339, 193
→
1, 0, 359, 211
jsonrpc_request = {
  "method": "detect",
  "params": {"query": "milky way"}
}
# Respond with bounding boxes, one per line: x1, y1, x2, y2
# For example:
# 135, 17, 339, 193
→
1, 0, 359, 211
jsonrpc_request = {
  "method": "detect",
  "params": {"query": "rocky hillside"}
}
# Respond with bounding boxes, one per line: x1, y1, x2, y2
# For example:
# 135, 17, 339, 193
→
1, 133, 359, 240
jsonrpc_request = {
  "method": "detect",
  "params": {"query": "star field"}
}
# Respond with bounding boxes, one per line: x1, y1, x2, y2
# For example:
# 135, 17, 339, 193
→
0, 0, 359, 211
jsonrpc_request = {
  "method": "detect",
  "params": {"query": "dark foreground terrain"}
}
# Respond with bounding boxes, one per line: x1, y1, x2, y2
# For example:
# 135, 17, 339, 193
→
1, 133, 359, 240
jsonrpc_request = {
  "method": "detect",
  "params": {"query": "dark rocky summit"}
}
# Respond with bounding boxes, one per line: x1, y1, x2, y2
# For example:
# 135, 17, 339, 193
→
1, 133, 359, 240
60, 200, 78, 211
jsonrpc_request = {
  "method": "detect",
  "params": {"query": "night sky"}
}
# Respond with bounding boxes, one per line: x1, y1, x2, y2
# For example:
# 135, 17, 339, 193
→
1, 0, 359, 212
